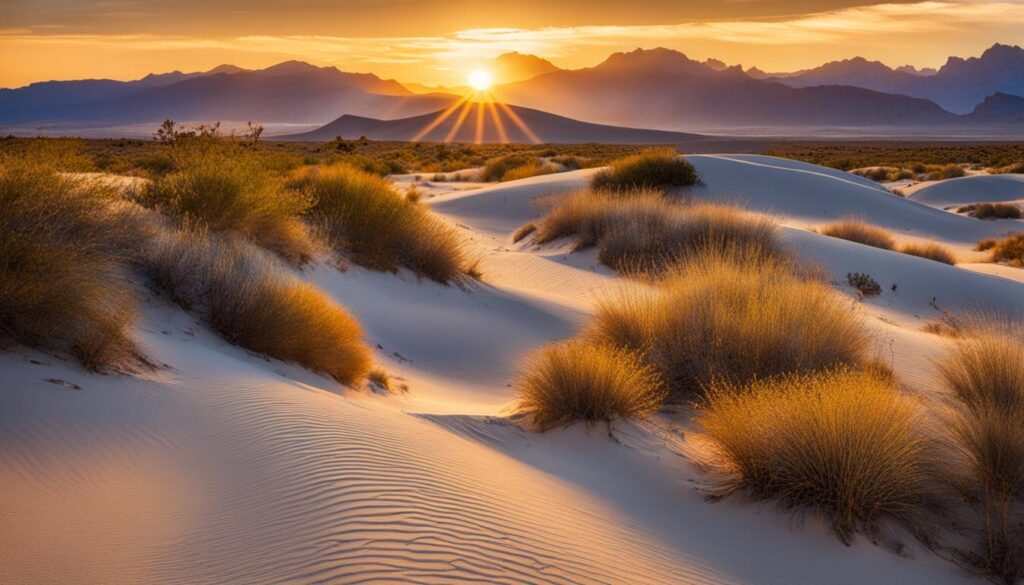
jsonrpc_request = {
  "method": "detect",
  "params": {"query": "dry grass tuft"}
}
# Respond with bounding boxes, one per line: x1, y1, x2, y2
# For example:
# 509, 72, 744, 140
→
293, 164, 469, 282
958, 203, 1022, 221
512, 222, 537, 243
142, 148, 316, 263
530, 189, 785, 276
697, 368, 930, 544
591, 148, 700, 192
515, 339, 666, 431
144, 231, 372, 384
481, 155, 555, 182
821, 218, 896, 250
0, 161, 143, 370
976, 234, 1024, 268
939, 320, 1024, 583
900, 241, 958, 265
590, 251, 872, 399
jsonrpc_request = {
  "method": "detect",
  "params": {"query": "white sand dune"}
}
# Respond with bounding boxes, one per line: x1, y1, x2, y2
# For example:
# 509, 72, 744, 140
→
906, 174, 1024, 208
8, 156, 1024, 584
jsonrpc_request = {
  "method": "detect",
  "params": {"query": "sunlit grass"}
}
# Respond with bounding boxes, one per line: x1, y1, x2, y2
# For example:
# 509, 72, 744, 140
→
820, 218, 896, 250
697, 367, 930, 544
515, 339, 665, 431
591, 148, 700, 192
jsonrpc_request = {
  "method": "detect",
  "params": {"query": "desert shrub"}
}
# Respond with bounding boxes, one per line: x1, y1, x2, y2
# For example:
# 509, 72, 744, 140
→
293, 164, 468, 282
977, 234, 1024, 268
530, 189, 784, 275
591, 148, 699, 192
958, 203, 1023, 221
928, 164, 966, 180
142, 148, 316, 263
697, 368, 930, 544
144, 231, 371, 384
550, 155, 585, 170
0, 161, 143, 370
590, 252, 872, 399
900, 241, 957, 265
367, 368, 391, 391
939, 322, 1024, 583
821, 218, 896, 250
481, 154, 554, 182
847, 272, 882, 296
515, 339, 665, 431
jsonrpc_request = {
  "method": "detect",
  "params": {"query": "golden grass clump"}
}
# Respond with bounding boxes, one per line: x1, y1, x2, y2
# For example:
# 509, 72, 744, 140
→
142, 147, 317, 263
0, 161, 142, 370
976, 233, 1024, 268
591, 148, 700, 192
515, 339, 666, 431
293, 164, 468, 282
899, 241, 958, 265
820, 217, 896, 250
530, 189, 784, 275
481, 154, 555, 182
939, 321, 1024, 583
144, 231, 372, 384
590, 251, 872, 399
697, 368, 930, 544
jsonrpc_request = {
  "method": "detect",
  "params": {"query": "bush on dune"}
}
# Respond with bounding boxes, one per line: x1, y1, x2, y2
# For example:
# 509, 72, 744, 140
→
938, 320, 1024, 583
142, 146, 316, 263
529, 189, 785, 276
591, 148, 699, 192
515, 339, 665, 431
820, 218, 896, 250
976, 234, 1024, 268
589, 251, 873, 400
0, 161, 143, 370
144, 231, 372, 384
958, 203, 1022, 221
293, 164, 468, 282
481, 154, 554, 182
899, 241, 958, 265
697, 368, 930, 544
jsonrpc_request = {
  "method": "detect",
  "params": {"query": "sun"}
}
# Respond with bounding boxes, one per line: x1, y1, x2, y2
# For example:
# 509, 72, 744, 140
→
467, 69, 493, 91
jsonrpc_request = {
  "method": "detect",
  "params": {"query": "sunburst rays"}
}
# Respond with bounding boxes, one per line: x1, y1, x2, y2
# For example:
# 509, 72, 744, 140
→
413, 87, 539, 145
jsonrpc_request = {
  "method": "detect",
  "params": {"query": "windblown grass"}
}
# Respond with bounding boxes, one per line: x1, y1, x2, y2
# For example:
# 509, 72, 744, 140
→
939, 320, 1024, 583
0, 160, 143, 370
515, 339, 665, 431
292, 164, 468, 282
144, 231, 372, 384
589, 251, 872, 399
697, 368, 930, 544
900, 241, 958, 265
530, 189, 784, 275
142, 147, 316, 263
820, 218, 896, 250
591, 148, 700, 192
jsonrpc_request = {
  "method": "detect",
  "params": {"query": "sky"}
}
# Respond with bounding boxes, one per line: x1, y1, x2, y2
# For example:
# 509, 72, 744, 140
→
1, 0, 1023, 88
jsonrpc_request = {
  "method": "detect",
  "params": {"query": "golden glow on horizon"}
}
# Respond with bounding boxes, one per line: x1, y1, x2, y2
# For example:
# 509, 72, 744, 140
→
412, 82, 539, 145
1, 1, 1023, 87
467, 69, 493, 91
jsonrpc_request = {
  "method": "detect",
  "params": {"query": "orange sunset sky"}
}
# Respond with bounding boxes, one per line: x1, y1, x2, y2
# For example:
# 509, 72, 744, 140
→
1, 1, 1023, 87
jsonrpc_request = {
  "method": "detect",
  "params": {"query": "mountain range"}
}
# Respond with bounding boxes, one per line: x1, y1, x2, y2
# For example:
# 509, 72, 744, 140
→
2, 44, 1023, 138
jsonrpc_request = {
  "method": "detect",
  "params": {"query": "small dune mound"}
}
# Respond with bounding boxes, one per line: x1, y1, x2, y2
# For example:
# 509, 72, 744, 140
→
529, 189, 784, 275
820, 218, 896, 250
592, 148, 700, 192
142, 146, 317, 263
899, 241, 958, 265
515, 339, 665, 431
144, 231, 372, 384
697, 368, 929, 544
292, 164, 469, 282
939, 320, 1024, 583
589, 251, 872, 399
0, 161, 143, 370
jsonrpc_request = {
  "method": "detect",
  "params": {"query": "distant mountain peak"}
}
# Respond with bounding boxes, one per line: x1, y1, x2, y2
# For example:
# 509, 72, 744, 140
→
257, 60, 324, 76
491, 52, 560, 82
